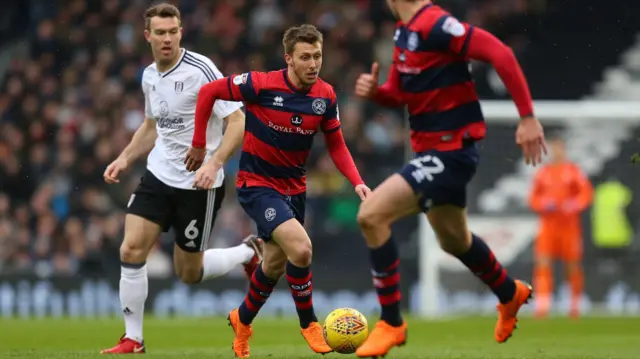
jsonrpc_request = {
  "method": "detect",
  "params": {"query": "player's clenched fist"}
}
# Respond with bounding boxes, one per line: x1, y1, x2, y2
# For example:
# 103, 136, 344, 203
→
184, 146, 206, 172
193, 160, 222, 190
354, 63, 380, 98
104, 158, 128, 184
516, 116, 547, 166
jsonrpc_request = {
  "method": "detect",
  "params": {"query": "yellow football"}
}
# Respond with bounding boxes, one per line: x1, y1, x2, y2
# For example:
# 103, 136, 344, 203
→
322, 307, 369, 354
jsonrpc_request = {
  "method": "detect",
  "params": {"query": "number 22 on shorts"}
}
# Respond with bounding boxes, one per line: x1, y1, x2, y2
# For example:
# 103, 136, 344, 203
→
409, 155, 445, 183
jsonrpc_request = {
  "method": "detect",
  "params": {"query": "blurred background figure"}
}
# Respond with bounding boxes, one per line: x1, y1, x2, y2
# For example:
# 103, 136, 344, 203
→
528, 137, 593, 318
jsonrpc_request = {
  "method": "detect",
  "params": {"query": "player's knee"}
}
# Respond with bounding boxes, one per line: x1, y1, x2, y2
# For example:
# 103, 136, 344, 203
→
356, 203, 385, 231
119, 238, 148, 263
176, 266, 202, 284
287, 241, 313, 267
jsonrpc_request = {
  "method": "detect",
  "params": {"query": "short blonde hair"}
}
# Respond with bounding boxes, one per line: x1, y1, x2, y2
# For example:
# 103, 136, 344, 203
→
282, 24, 324, 54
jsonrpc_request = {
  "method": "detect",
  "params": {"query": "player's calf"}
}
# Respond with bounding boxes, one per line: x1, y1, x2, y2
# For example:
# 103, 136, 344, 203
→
237, 242, 284, 326
173, 250, 203, 284
173, 240, 259, 284
356, 174, 420, 328
268, 219, 331, 353
427, 205, 531, 342
105, 214, 161, 353
261, 241, 287, 279
427, 205, 518, 303
272, 219, 317, 327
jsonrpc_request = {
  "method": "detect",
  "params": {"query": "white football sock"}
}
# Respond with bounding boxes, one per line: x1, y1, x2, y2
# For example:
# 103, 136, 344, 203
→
201, 244, 256, 281
120, 264, 148, 342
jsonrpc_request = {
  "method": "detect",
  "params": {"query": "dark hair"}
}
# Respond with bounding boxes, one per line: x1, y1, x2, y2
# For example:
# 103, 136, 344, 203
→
282, 24, 324, 54
144, 3, 181, 30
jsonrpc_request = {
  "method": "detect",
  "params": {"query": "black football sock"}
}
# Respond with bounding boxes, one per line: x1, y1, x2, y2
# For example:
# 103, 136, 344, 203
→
369, 236, 403, 327
456, 234, 516, 304
238, 265, 278, 325
286, 261, 318, 329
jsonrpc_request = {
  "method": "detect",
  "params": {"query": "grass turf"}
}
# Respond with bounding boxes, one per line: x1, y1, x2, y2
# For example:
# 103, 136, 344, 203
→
0, 316, 637, 358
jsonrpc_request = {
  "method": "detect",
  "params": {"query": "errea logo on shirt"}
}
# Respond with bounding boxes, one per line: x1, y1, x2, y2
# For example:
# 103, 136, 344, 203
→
273, 96, 284, 107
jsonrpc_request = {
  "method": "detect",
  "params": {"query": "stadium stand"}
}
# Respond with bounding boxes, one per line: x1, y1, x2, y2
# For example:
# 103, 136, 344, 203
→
1, 0, 639, 280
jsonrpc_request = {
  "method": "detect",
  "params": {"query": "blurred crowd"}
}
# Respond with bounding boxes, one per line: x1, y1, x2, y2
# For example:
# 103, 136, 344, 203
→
0, 0, 546, 276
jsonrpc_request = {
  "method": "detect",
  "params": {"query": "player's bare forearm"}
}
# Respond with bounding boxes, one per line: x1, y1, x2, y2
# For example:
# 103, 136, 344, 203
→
324, 129, 364, 187
466, 28, 534, 118
119, 117, 157, 163
210, 109, 246, 166
192, 78, 233, 148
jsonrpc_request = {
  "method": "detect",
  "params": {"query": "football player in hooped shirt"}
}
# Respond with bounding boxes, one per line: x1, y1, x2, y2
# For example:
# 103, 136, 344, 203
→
353, 0, 547, 357
185, 24, 371, 358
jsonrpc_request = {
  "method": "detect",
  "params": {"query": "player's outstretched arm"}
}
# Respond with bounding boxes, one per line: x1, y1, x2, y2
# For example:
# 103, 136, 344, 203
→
104, 117, 157, 184
212, 109, 246, 165
192, 109, 246, 189
322, 123, 370, 200
191, 78, 235, 150
186, 77, 239, 172
464, 28, 533, 119
457, 25, 546, 165
121, 117, 158, 162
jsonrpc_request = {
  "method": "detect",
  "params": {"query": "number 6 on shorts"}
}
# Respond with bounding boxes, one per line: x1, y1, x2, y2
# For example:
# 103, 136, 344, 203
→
171, 185, 225, 252
184, 219, 199, 240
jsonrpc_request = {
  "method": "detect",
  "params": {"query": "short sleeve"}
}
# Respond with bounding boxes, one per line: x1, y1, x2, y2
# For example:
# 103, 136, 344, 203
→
141, 75, 153, 118
194, 58, 244, 117
212, 98, 243, 119
227, 71, 264, 103
321, 97, 341, 134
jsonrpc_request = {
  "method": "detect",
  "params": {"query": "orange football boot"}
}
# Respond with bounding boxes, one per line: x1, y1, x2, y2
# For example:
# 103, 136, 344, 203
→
228, 308, 252, 358
356, 320, 407, 358
301, 322, 333, 354
495, 280, 533, 343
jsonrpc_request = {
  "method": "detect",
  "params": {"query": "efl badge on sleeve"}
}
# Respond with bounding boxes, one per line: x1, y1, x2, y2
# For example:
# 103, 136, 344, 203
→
233, 73, 249, 86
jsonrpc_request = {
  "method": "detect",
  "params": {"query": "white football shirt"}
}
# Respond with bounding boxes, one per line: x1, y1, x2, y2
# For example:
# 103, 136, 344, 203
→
141, 49, 243, 189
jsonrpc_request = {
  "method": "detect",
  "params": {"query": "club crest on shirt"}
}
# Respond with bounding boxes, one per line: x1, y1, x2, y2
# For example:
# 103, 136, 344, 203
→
312, 98, 326, 115
174, 81, 183, 93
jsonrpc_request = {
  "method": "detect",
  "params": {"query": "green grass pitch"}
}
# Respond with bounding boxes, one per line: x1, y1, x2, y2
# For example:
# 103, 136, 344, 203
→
1, 316, 637, 358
